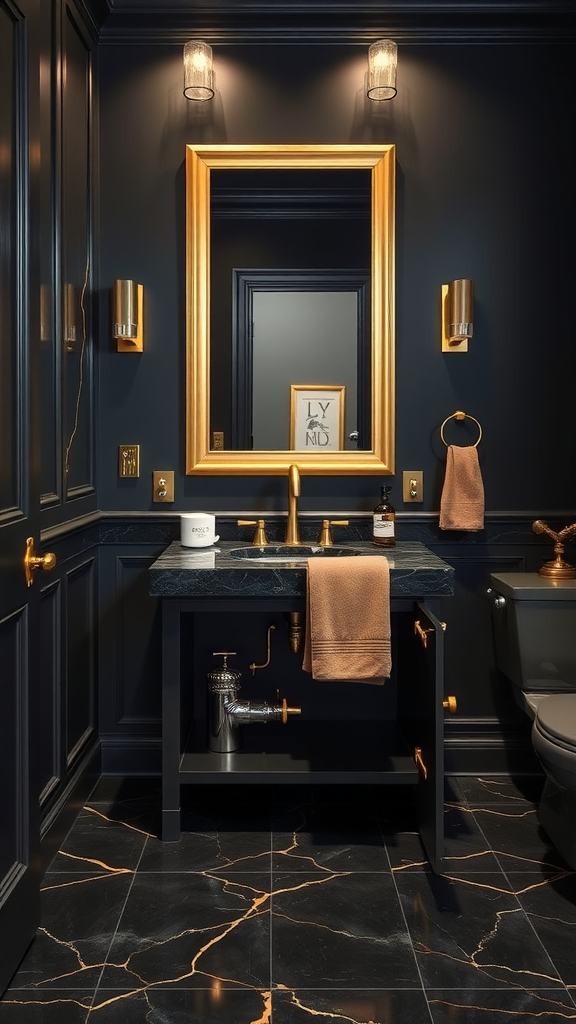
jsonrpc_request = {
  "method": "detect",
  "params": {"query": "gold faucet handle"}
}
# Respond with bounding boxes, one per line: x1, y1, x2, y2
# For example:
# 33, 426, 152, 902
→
317, 519, 349, 546
237, 519, 268, 546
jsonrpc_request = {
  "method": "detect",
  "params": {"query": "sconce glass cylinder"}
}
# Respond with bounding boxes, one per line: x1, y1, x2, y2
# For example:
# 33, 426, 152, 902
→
183, 40, 214, 101
113, 280, 138, 339
448, 279, 474, 341
367, 39, 397, 101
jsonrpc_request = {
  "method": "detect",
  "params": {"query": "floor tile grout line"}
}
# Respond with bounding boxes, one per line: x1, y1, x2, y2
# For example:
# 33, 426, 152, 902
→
88, 826, 150, 1012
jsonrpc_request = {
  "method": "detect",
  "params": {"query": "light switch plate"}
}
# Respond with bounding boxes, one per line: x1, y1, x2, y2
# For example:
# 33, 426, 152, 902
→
403, 471, 423, 502
153, 470, 174, 502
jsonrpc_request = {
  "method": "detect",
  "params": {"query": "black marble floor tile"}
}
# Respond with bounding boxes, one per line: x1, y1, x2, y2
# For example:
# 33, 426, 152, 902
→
385, 802, 503, 872
395, 869, 567, 991
87, 987, 271, 1023
427, 987, 576, 1023
271, 870, 420, 988
9, 871, 134, 991
456, 775, 546, 807
469, 802, 571, 871
272, 826, 389, 872
85, 778, 161, 832
3, 774, 576, 1022
101, 871, 271, 990
49, 808, 150, 874
139, 826, 272, 873
271, 988, 433, 1023
509, 870, 576, 987
0, 991, 92, 1022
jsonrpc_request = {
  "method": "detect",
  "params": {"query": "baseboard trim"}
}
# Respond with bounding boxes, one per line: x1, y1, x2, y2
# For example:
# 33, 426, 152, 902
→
40, 741, 102, 873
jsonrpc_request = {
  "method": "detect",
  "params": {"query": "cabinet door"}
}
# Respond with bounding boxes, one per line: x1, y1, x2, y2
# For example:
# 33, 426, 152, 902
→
398, 603, 446, 873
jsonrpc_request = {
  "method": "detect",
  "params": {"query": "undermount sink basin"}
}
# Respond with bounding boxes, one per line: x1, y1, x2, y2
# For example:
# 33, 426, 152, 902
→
230, 545, 361, 563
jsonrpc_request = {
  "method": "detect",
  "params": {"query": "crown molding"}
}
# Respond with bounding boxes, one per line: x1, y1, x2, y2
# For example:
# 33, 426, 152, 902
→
94, 0, 576, 44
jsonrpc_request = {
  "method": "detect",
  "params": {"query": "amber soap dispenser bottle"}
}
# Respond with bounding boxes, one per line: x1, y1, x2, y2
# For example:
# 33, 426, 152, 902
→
372, 485, 396, 547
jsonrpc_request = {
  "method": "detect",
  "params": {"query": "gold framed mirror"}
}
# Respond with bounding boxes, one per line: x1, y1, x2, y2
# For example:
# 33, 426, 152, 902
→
185, 144, 395, 475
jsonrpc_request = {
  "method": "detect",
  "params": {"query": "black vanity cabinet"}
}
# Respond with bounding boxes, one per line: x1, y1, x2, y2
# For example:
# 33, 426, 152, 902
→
150, 541, 454, 874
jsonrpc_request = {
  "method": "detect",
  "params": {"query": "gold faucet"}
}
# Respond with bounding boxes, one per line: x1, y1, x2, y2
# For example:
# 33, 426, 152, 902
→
285, 464, 301, 545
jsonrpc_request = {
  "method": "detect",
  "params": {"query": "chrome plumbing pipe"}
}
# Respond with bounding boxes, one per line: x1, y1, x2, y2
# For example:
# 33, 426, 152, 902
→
207, 678, 299, 753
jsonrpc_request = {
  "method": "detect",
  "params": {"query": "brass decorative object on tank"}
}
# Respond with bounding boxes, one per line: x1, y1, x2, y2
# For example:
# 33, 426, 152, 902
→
533, 520, 576, 579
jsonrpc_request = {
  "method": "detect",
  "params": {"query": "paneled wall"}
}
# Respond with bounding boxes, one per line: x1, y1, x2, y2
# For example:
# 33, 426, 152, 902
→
37, 0, 100, 858
97, 41, 574, 513
89, 28, 575, 776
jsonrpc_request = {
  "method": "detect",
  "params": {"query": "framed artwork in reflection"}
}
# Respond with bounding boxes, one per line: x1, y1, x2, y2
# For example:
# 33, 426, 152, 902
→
289, 385, 346, 451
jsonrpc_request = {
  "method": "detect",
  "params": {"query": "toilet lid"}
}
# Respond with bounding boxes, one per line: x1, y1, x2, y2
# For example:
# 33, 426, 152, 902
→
535, 694, 576, 751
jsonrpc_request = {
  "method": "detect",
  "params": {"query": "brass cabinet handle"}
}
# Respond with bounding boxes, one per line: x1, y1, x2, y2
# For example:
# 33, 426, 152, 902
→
443, 695, 458, 713
414, 746, 428, 780
24, 537, 57, 588
414, 619, 432, 648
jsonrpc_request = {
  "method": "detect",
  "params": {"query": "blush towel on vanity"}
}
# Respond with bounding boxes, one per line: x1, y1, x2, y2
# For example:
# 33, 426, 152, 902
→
302, 555, 391, 684
439, 444, 485, 531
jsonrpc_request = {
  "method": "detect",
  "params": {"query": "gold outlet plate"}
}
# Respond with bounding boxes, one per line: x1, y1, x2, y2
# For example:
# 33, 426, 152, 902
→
153, 470, 174, 502
403, 470, 423, 502
211, 431, 224, 450
119, 445, 140, 477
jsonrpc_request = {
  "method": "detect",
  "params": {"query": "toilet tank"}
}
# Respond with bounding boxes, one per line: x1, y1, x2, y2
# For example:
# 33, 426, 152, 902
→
489, 573, 576, 695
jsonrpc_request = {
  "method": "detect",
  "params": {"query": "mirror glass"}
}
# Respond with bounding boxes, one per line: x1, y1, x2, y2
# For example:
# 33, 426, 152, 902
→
185, 145, 395, 476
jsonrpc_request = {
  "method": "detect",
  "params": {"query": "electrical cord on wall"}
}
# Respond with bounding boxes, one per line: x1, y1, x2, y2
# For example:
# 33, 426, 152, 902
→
63, 256, 90, 481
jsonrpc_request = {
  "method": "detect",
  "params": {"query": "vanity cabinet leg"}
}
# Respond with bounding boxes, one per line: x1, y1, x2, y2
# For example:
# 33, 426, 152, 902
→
162, 600, 181, 841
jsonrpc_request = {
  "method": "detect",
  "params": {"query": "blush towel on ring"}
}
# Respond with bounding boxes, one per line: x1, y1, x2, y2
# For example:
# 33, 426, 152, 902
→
439, 444, 485, 531
302, 555, 391, 684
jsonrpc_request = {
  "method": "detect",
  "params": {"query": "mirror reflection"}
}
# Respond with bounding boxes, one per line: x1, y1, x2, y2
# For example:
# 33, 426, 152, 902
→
185, 144, 395, 476
209, 168, 371, 452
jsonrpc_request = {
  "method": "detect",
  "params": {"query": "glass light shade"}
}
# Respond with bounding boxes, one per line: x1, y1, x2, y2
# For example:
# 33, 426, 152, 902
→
183, 41, 214, 101
448, 279, 474, 341
367, 39, 397, 101
113, 280, 139, 339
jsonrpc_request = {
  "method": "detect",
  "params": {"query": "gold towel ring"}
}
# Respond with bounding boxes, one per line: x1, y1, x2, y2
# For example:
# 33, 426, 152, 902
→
440, 410, 483, 448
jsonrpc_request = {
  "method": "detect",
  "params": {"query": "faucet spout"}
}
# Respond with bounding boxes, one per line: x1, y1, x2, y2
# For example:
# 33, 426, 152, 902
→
285, 464, 301, 545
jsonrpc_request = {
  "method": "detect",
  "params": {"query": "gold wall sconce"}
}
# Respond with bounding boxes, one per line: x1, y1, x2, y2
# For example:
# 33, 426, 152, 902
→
367, 39, 397, 101
441, 279, 474, 352
113, 279, 143, 352
183, 40, 214, 101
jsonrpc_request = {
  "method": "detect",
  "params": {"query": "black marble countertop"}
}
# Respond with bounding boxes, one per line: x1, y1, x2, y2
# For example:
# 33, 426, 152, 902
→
149, 540, 454, 599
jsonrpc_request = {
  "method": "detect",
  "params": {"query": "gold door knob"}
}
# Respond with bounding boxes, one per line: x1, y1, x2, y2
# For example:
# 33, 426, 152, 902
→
24, 537, 57, 587
443, 695, 458, 713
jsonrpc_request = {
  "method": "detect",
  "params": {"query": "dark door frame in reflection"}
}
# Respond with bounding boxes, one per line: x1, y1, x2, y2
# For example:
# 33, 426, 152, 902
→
230, 269, 370, 451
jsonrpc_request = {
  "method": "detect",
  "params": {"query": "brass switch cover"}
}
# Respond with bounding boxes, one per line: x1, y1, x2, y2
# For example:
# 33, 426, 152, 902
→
153, 470, 174, 502
403, 470, 423, 502
119, 445, 140, 477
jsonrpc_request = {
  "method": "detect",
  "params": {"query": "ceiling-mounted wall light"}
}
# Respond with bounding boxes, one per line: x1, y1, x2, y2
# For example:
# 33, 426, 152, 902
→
183, 41, 214, 101
441, 279, 474, 352
113, 279, 143, 352
367, 39, 397, 101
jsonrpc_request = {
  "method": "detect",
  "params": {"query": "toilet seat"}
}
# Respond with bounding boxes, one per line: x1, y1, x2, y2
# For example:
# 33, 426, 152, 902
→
532, 694, 576, 789
535, 694, 576, 751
